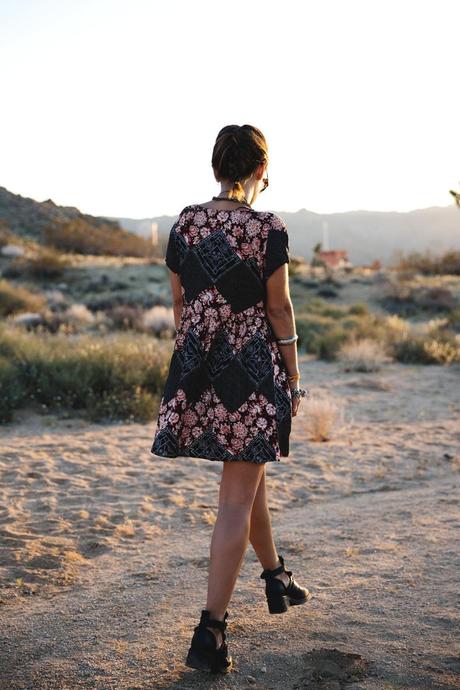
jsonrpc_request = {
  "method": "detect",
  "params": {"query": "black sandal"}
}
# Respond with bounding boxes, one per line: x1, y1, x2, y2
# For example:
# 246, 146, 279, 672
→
185, 609, 233, 674
260, 554, 313, 614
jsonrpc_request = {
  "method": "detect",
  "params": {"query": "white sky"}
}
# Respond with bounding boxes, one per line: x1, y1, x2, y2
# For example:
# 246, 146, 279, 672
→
1, 0, 459, 218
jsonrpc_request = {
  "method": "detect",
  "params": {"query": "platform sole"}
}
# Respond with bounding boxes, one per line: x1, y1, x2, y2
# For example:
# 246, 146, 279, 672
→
185, 648, 233, 674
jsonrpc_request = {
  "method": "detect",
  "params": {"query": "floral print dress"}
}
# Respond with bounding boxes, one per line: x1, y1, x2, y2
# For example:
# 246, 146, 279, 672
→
150, 204, 292, 464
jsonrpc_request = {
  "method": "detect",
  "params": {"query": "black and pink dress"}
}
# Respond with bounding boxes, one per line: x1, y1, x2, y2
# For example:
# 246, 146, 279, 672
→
150, 204, 292, 464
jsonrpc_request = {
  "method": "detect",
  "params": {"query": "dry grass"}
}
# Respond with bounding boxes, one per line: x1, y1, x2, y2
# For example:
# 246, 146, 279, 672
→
338, 338, 390, 372
302, 395, 345, 442
0, 279, 46, 317
142, 305, 175, 335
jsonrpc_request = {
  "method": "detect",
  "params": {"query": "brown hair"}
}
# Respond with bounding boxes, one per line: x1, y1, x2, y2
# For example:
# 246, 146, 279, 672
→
211, 124, 269, 203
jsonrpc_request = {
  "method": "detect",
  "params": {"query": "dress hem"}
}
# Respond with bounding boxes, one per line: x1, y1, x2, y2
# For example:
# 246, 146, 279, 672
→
149, 450, 282, 463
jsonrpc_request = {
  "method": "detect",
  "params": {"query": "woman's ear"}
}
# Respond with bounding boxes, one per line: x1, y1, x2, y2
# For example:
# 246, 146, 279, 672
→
256, 162, 266, 180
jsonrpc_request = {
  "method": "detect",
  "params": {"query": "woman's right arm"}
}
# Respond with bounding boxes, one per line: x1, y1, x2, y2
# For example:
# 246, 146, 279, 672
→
265, 263, 301, 416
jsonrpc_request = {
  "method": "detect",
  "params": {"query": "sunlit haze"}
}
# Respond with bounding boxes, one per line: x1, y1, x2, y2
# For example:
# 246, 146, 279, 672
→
1, 0, 459, 219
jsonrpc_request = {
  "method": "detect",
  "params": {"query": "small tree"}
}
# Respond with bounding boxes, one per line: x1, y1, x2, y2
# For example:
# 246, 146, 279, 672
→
449, 183, 460, 208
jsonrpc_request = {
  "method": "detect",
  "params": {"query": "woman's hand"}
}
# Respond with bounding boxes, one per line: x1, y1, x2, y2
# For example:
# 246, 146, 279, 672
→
290, 386, 302, 417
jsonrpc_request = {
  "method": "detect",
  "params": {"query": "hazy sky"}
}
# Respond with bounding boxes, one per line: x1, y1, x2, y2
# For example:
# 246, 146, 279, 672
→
1, 0, 459, 219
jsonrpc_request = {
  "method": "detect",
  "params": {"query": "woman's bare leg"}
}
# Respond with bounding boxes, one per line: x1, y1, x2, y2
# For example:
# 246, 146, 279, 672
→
249, 467, 291, 584
205, 461, 265, 646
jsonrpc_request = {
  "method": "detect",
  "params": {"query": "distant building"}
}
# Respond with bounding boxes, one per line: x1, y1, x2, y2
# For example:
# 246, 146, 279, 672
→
315, 249, 351, 270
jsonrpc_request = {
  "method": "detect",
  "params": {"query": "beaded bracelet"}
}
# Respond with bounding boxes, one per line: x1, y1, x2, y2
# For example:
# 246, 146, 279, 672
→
287, 373, 300, 383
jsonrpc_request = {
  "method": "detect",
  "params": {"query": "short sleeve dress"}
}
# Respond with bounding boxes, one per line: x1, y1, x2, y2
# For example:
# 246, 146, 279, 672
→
150, 204, 292, 464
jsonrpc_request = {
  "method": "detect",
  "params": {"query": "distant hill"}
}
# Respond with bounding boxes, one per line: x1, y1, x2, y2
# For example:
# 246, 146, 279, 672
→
115, 204, 460, 266
0, 186, 122, 238
1, 186, 458, 265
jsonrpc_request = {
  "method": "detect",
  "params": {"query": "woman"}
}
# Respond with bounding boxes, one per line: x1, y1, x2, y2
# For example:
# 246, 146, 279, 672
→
151, 124, 311, 674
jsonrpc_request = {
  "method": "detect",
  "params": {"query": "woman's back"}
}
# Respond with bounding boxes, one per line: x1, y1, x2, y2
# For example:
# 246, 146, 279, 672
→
150, 203, 293, 463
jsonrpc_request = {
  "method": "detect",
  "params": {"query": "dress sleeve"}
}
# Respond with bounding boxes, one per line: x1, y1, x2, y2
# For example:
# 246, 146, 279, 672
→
164, 206, 189, 273
264, 214, 290, 280
165, 223, 181, 273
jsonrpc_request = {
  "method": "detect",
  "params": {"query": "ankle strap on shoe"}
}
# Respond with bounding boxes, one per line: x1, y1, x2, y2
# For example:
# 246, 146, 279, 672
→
260, 554, 286, 579
199, 609, 228, 631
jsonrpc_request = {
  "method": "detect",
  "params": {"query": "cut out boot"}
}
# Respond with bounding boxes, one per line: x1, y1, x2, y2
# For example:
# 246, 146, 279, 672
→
260, 554, 313, 614
185, 609, 233, 673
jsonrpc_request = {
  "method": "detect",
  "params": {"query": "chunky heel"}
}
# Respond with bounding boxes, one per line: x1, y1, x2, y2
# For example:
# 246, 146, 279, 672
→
185, 609, 233, 674
260, 554, 313, 615
266, 592, 290, 614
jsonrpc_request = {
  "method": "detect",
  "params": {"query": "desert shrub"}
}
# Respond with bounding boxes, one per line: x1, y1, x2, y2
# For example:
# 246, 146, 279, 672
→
288, 256, 303, 277
380, 281, 457, 316
314, 326, 349, 360
0, 279, 45, 316
106, 305, 144, 331
383, 314, 411, 343
142, 305, 175, 336
394, 249, 460, 275
44, 219, 156, 258
348, 302, 369, 316
391, 333, 460, 365
0, 221, 15, 249
0, 326, 172, 423
295, 314, 335, 353
296, 300, 387, 359
0, 356, 28, 422
86, 388, 156, 422
446, 309, 460, 332
316, 286, 338, 299
338, 338, 390, 372
302, 395, 344, 441
3, 247, 70, 280
422, 338, 460, 365
416, 287, 455, 311
379, 282, 419, 317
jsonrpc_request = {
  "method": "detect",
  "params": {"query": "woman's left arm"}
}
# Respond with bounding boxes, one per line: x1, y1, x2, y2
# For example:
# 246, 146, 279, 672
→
169, 270, 183, 330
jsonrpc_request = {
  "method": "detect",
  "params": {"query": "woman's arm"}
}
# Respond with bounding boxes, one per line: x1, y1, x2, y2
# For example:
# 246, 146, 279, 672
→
265, 263, 301, 416
169, 270, 183, 330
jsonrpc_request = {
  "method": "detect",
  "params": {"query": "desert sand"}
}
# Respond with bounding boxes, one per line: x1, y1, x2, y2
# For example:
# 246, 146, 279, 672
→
0, 355, 459, 689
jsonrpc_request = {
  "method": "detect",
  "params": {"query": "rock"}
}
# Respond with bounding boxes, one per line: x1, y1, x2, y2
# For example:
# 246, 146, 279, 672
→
246, 675, 256, 684
12, 312, 43, 327
1, 244, 24, 257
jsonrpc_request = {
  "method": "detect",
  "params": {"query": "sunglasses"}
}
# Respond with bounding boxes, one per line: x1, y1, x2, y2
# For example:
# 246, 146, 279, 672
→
260, 175, 269, 193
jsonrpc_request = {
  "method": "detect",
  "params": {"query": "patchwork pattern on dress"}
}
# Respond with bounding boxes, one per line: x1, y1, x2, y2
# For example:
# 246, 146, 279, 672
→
151, 204, 292, 463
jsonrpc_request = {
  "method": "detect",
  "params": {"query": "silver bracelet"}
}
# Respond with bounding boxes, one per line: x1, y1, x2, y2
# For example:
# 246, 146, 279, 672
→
276, 334, 298, 345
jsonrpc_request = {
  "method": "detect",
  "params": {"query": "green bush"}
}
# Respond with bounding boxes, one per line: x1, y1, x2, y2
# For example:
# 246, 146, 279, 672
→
0, 279, 45, 316
295, 314, 335, 352
391, 333, 460, 365
447, 308, 460, 332
348, 302, 369, 316
0, 356, 28, 422
295, 299, 385, 359
314, 327, 350, 360
0, 326, 172, 423
44, 219, 156, 258
394, 249, 460, 275
3, 248, 70, 280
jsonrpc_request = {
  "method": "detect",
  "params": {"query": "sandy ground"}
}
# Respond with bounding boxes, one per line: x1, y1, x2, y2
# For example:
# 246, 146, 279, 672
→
0, 356, 459, 689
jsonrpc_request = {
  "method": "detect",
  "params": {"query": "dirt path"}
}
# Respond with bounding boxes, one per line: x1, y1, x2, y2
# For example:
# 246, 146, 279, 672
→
1, 473, 458, 690
1, 358, 459, 689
